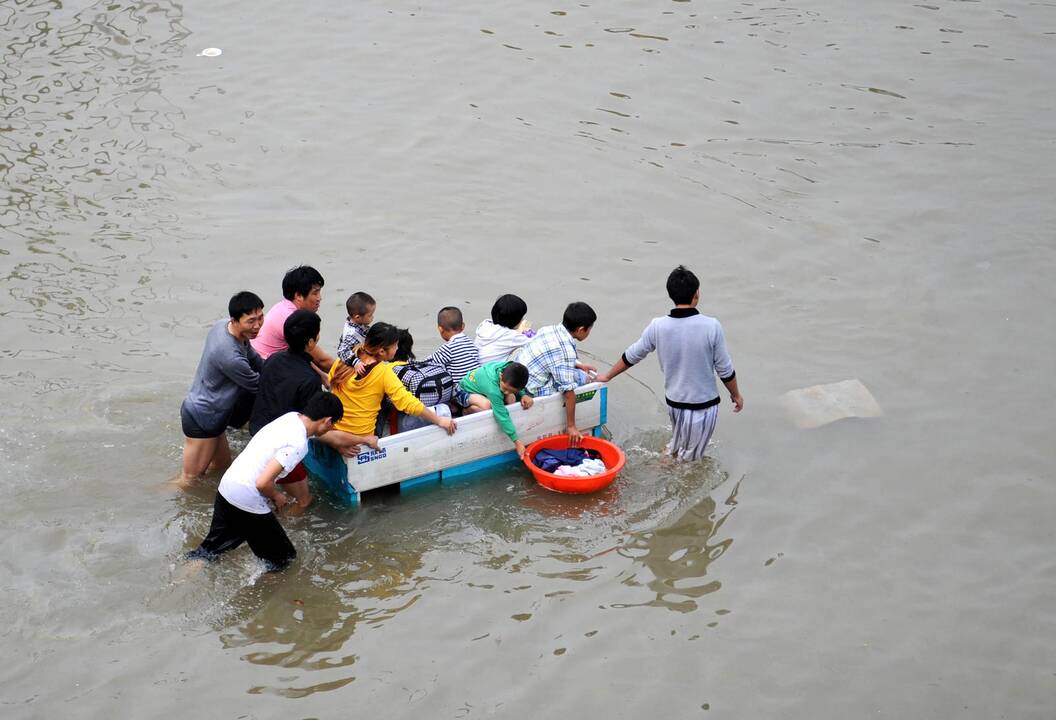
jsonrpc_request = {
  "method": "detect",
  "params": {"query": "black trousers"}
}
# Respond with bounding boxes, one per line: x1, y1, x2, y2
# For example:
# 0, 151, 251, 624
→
187, 492, 296, 571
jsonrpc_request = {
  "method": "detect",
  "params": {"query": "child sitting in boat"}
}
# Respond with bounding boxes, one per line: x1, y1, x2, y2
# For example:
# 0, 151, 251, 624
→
336, 291, 376, 366
329, 323, 457, 440
382, 329, 455, 434
423, 306, 480, 385
515, 301, 598, 445
474, 294, 532, 364
457, 361, 534, 457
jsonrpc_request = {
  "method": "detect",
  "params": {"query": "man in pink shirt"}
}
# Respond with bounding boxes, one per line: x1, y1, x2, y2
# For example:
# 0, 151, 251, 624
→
252, 265, 335, 375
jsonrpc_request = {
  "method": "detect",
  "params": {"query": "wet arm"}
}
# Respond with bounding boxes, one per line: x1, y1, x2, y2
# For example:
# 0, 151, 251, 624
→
255, 458, 289, 509
563, 389, 581, 444
489, 391, 519, 443
598, 323, 655, 382
309, 343, 335, 375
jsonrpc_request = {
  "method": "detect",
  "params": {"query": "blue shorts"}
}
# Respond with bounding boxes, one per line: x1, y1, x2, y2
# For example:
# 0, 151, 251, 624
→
531, 369, 591, 398
453, 387, 472, 407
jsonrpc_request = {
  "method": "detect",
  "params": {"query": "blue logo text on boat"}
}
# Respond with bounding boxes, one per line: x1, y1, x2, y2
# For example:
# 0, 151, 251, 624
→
356, 447, 388, 464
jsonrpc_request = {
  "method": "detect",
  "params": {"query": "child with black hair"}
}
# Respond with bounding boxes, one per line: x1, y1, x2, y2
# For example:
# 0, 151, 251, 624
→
424, 306, 480, 384
336, 291, 376, 366
514, 301, 599, 444
382, 329, 456, 434
329, 322, 457, 438
596, 265, 743, 461
474, 293, 532, 364
458, 361, 534, 457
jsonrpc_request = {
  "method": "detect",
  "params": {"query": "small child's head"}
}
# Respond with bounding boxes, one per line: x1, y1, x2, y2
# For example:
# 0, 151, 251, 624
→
362, 322, 400, 361
490, 294, 527, 330
666, 265, 700, 306
333, 322, 398, 388
345, 291, 377, 325
561, 301, 597, 341
393, 328, 415, 362
499, 362, 529, 395
437, 306, 464, 340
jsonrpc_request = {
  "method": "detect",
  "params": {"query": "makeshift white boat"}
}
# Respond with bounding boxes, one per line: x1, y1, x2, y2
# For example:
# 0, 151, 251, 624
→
304, 383, 609, 506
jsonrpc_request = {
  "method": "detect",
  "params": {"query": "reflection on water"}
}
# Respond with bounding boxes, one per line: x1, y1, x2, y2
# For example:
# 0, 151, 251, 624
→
616, 474, 739, 613
219, 538, 426, 698
1, 0, 192, 352
169, 436, 739, 696
173, 495, 429, 698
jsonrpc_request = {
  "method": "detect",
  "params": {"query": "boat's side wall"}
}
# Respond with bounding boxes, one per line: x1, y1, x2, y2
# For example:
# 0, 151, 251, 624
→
344, 383, 606, 497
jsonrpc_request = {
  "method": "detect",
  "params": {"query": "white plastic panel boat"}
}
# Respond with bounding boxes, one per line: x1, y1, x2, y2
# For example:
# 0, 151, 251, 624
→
305, 383, 608, 505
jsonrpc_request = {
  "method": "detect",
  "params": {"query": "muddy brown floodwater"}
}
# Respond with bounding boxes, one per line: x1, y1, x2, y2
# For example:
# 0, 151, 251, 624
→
1, 1, 1054, 717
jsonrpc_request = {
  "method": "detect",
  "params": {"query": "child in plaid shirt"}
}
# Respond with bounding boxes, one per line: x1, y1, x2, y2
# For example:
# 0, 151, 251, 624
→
336, 291, 376, 365
514, 301, 598, 445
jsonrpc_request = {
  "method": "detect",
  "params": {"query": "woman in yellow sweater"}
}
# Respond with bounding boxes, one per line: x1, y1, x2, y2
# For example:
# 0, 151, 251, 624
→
329, 323, 457, 437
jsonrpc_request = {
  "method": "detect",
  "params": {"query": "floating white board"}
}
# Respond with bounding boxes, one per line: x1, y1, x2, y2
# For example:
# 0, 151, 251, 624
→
781, 378, 882, 429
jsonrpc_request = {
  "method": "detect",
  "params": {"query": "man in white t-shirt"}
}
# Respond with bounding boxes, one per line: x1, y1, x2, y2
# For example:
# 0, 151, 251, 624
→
187, 392, 344, 571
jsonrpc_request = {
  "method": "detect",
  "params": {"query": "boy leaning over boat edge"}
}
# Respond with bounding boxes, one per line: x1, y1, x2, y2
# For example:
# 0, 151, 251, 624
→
513, 301, 598, 446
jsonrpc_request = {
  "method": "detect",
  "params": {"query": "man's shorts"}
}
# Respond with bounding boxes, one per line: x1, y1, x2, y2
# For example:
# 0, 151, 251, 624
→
277, 461, 307, 486
186, 492, 296, 571
180, 401, 226, 439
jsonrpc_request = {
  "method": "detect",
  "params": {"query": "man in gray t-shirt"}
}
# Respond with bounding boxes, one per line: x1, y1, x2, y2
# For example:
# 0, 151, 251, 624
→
597, 266, 744, 461
178, 291, 264, 485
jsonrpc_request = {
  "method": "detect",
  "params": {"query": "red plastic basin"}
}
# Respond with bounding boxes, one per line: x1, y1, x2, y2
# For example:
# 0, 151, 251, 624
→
523, 434, 626, 494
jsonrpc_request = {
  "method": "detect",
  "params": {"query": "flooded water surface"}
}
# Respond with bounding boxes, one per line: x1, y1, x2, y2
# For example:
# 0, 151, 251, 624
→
2, 0, 1054, 717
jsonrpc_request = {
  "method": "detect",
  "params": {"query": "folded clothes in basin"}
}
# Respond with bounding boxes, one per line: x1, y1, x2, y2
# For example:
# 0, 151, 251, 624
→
553, 458, 608, 477
532, 448, 602, 473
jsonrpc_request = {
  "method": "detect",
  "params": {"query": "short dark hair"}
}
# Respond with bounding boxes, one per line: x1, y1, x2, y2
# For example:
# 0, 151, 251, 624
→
304, 392, 344, 422
281, 265, 324, 301
437, 306, 464, 331
283, 310, 321, 353
490, 294, 527, 329
228, 291, 264, 320
363, 322, 400, 353
394, 328, 415, 362
561, 301, 597, 332
666, 265, 700, 305
500, 362, 529, 390
345, 291, 376, 318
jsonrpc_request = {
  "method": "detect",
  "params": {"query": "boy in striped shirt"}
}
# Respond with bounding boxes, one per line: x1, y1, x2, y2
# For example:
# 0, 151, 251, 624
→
425, 306, 480, 385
